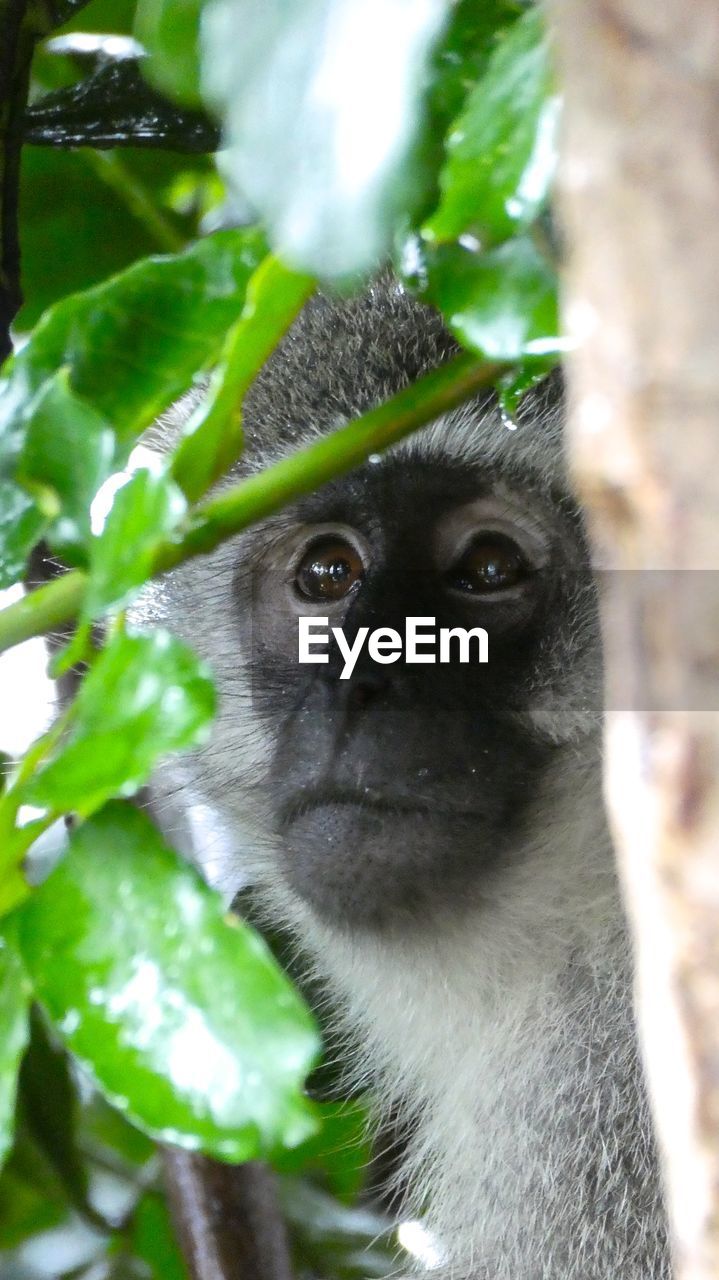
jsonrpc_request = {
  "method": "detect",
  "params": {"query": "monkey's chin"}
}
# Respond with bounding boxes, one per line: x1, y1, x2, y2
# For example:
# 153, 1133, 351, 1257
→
278, 798, 489, 932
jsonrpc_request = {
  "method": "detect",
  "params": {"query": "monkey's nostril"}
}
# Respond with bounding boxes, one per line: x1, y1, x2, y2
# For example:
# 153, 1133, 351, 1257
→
346, 674, 388, 710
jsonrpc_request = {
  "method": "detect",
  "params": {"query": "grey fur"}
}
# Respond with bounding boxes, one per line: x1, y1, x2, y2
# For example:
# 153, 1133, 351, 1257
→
136, 282, 670, 1278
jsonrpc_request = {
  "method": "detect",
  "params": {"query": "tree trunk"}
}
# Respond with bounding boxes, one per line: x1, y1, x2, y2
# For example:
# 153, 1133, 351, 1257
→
546, 2, 719, 1278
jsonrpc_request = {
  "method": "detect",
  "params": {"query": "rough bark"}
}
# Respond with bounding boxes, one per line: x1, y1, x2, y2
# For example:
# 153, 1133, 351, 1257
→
546, 2, 719, 1278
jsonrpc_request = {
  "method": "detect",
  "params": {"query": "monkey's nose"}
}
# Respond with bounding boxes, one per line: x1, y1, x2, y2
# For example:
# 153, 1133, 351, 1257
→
344, 671, 389, 711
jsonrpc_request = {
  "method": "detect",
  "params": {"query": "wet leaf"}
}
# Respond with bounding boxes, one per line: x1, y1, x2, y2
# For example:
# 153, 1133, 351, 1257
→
17, 803, 320, 1160
25, 58, 218, 151
427, 0, 524, 134
0, 933, 31, 1168
424, 7, 559, 247
22, 628, 216, 817
408, 235, 562, 363
0, 483, 46, 589
16, 371, 116, 560
7, 226, 266, 449
171, 255, 315, 502
0, 229, 266, 583
17, 146, 217, 330
200, 0, 449, 277
83, 467, 187, 618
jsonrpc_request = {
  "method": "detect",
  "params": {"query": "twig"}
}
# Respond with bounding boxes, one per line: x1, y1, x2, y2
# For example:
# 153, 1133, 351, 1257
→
0, 352, 503, 653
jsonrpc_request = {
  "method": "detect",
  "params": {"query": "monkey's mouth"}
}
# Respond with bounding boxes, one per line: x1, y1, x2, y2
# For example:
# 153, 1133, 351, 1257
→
279, 784, 472, 828
275, 784, 498, 930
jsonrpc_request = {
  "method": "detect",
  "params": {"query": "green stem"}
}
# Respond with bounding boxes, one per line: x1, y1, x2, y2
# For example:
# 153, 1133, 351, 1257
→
165, 352, 502, 565
0, 569, 87, 651
0, 352, 503, 653
171, 258, 315, 502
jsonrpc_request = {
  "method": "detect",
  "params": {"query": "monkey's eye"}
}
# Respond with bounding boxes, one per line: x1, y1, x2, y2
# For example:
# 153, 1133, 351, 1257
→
446, 533, 530, 594
295, 537, 365, 601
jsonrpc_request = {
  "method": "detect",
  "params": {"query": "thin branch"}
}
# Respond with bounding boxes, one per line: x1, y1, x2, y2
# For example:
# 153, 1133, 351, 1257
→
23, 59, 220, 153
0, 352, 503, 652
0, 0, 32, 358
163, 1150, 294, 1280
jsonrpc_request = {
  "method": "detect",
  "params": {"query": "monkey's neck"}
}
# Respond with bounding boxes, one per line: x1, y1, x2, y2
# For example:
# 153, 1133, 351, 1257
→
298, 883, 668, 1280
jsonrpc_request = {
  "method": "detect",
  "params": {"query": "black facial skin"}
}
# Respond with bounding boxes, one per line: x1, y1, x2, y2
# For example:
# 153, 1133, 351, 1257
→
237, 456, 595, 933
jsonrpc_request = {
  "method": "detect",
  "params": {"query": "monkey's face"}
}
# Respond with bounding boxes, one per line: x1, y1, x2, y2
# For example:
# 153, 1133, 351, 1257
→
234, 450, 601, 933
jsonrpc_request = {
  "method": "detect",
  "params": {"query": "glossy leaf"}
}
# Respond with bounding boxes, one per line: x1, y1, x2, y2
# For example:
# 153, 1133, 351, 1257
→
0, 483, 46, 589
17, 146, 217, 330
135, 0, 203, 107
22, 628, 216, 817
413, 0, 524, 219
0, 933, 31, 1167
424, 6, 559, 247
15, 371, 116, 559
17, 803, 320, 1160
83, 466, 187, 618
409, 235, 562, 363
4, 227, 266, 450
427, 0, 524, 134
200, 0, 449, 277
0, 229, 266, 584
171, 255, 315, 503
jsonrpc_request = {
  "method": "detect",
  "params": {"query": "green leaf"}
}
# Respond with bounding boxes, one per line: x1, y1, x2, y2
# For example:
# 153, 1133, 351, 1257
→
17, 803, 320, 1160
275, 1099, 372, 1203
6, 226, 266, 450
200, 0, 449, 277
136, 0, 203, 107
0, 1163, 67, 1251
411, 0, 525, 221
408, 235, 562, 363
0, 483, 46, 589
0, 933, 31, 1168
424, 6, 559, 247
129, 1191, 189, 1280
22, 628, 216, 817
80, 1092, 156, 1172
171, 255, 315, 503
17, 1008, 92, 1222
427, 0, 525, 134
17, 146, 218, 330
83, 467, 187, 619
0, 229, 266, 584
16, 371, 116, 560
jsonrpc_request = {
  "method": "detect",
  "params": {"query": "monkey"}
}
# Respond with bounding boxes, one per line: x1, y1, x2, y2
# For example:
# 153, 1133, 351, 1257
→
133, 278, 671, 1280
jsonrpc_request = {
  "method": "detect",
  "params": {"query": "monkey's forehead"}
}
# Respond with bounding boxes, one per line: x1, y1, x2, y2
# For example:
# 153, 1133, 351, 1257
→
148, 277, 567, 496
239, 280, 566, 484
